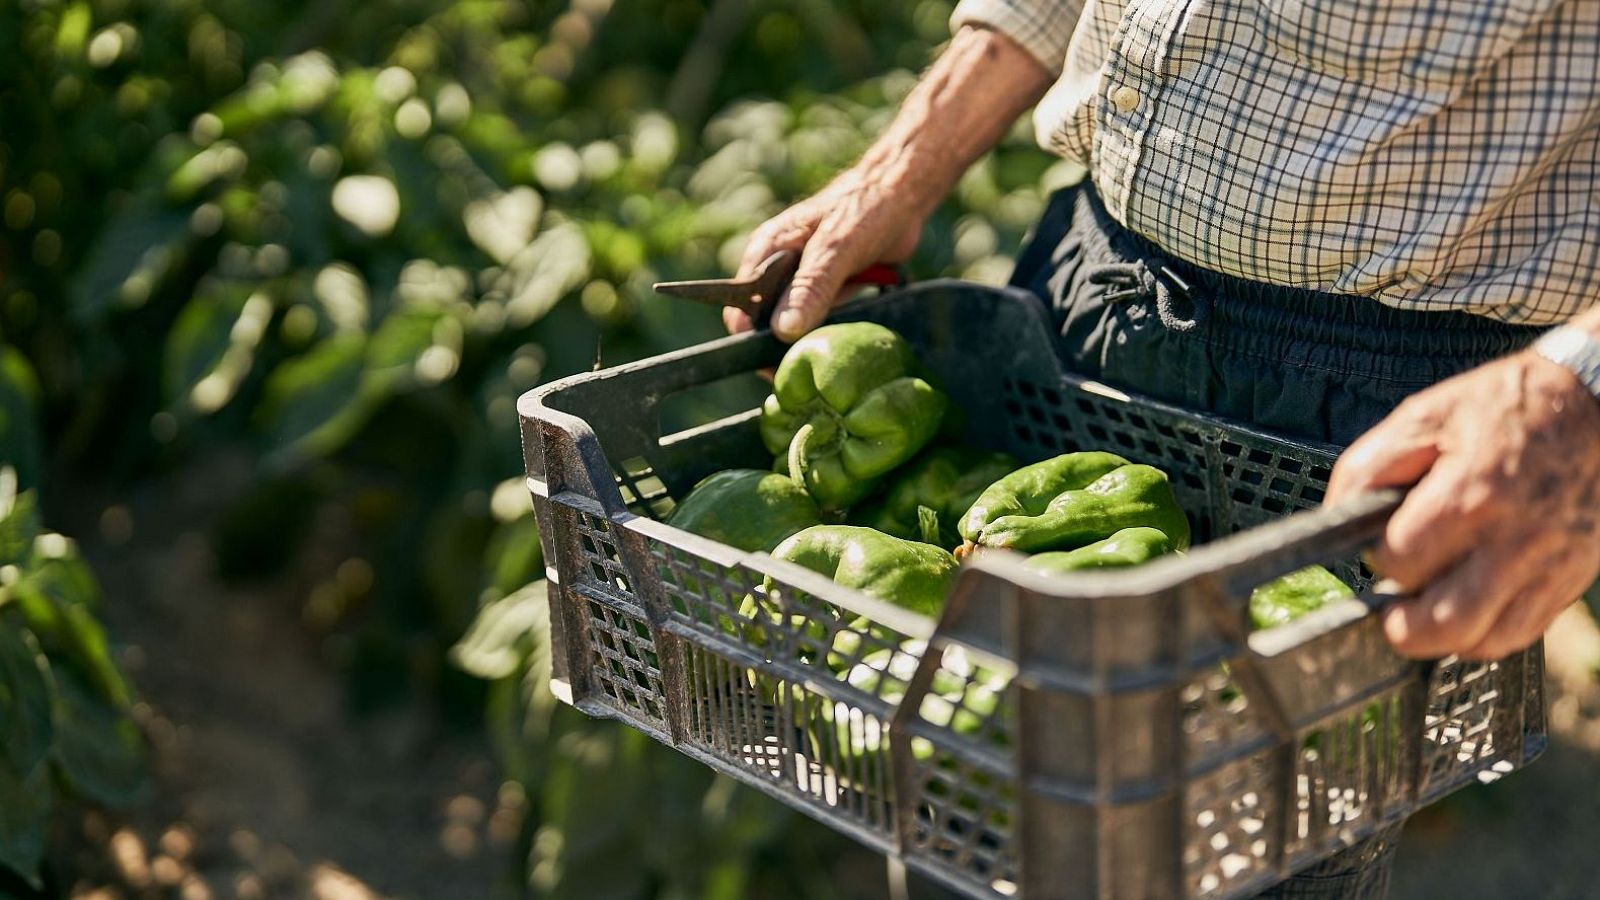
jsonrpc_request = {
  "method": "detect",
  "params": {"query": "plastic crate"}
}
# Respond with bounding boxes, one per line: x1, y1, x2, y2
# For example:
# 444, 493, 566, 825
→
517, 282, 1545, 900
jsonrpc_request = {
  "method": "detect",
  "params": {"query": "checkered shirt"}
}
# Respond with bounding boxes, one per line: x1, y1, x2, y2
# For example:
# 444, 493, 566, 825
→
953, 0, 1600, 324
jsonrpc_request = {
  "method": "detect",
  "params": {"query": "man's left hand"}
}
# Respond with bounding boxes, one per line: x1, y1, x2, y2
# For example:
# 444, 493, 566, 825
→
1327, 348, 1600, 660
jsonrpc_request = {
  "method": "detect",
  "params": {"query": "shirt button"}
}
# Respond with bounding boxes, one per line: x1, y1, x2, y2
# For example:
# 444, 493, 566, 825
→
1111, 85, 1140, 113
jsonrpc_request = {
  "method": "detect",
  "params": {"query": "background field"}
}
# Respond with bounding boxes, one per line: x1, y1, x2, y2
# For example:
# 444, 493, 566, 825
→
2, 1, 1599, 898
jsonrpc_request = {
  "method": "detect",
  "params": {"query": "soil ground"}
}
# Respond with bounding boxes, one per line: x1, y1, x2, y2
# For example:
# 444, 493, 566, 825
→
45, 455, 1600, 899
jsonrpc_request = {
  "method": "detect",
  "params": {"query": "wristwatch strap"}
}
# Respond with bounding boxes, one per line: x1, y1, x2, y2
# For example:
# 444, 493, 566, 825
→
1532, 325, 1600, 400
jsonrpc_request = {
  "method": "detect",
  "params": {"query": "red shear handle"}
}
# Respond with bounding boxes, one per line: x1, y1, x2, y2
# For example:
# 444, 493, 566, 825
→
844, 264, 905, 289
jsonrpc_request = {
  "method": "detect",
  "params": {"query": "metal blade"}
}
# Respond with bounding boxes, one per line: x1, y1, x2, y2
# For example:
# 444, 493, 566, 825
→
651, 250, 799, 324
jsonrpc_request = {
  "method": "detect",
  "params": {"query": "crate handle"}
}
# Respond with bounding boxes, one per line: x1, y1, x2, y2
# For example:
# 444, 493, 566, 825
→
1213, 488, 1404, 601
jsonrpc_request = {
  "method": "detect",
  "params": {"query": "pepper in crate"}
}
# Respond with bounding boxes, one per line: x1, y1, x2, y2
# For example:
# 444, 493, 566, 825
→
1023, 525, 1177, 573
959, 451, 1190, 556
853, 445, 1019, 550
761, 323, 949, 511
665, 468, 825, 553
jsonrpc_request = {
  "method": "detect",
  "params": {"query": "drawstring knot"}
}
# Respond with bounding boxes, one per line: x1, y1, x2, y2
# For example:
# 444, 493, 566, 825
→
1085, 258, 1209, 333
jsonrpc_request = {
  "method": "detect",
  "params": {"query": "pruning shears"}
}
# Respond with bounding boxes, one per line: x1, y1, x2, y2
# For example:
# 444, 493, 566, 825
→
652, 249, 903, 328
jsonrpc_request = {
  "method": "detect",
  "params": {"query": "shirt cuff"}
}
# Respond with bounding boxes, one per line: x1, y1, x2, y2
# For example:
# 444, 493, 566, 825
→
950, 0, 1082, 75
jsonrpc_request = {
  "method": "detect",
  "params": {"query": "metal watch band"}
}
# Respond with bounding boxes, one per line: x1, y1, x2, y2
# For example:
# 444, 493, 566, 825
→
1532, 325, 1600, 400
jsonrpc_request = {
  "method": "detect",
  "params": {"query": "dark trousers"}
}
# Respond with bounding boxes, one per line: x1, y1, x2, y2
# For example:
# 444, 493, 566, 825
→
1008, 183, 1545, 896
1011, 184, 1544, 447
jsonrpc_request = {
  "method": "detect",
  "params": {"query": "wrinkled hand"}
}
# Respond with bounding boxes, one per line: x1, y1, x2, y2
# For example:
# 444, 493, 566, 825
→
1327, 350, 1600, 660
724, 166, 927, 341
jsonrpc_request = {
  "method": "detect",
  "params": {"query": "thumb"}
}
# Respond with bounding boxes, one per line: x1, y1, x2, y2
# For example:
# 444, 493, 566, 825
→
771, 237, 857, 342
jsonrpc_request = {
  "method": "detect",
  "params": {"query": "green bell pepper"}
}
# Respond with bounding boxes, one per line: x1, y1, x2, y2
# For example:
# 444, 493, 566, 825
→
769, 525, 958, 617
1249, 565, 1355, 629
959, 451, 1190, 554
736, 526, 954, 677
760, 323, 948, 511
1023, 526, 1176, 574
823, 640, 1005, 765
666, 468, 825, 553
853, 445, 1018, 548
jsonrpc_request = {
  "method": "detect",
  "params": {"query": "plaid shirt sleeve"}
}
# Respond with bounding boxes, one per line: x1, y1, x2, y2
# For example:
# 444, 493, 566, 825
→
950, 0, 1083, 74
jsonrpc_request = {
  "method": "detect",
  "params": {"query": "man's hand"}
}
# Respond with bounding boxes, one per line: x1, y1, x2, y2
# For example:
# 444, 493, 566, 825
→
1327, 348, 1600, 660
725, 166, 928, 339
724, 25, 1053, 341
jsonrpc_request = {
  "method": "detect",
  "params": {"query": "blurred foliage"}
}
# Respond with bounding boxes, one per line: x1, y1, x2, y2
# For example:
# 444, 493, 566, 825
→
0, 353, 142, 891
0, 0, 1073, 894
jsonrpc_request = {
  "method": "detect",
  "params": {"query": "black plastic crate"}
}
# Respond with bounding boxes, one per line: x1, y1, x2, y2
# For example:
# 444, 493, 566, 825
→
518, 282, 1544, 899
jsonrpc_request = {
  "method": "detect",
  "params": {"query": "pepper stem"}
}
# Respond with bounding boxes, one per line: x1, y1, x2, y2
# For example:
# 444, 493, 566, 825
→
916, 505, 942, 546
787, 422, 815, 496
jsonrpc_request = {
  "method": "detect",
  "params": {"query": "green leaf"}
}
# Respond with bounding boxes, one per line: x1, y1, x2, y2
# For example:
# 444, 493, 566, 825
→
0, 484, 41, 569
0, 349, 42, 494
53, 1, 91, 59
366, 307, 445, 387
257, 332, 371, 458
69, 205, 193, 321
485, 515, 544, 599
0, 625, 52, 778
0, 760, 49, 888
49, 670, 144, 807
451, 580, 549, 681
12, 543, 131, 708
163, 281, 269, 413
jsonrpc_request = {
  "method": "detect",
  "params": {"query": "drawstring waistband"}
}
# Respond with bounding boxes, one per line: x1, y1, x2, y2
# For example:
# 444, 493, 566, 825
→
1085, 258, 1210, 334
1011, 181, 1555, 443
1066, 185, 1546, 375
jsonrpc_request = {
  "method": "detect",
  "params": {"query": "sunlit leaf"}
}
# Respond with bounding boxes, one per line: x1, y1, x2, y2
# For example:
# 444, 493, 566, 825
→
452, 580, 549, 682
163, 281, 270, 413
0, 484, 41, 569
366, 307, 446, 388
53, 2, 91, 59
257, 332, 370, 458
69, 204, 193, 321
0, 350, 42, 494
485, 515, 544, 599
12, 544, 131, 709
498, 223, 591, 329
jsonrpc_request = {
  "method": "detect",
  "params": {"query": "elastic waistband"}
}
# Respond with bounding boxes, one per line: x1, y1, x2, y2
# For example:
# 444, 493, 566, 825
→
1073, 185, 1546, 373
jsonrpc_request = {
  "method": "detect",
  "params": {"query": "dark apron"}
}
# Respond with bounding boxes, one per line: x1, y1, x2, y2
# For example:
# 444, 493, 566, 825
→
1009, 183, 1545, 897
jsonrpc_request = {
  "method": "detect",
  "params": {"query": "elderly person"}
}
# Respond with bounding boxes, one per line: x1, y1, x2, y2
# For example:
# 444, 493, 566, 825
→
729, 0, 1600, 667
727, 2, 1599, 890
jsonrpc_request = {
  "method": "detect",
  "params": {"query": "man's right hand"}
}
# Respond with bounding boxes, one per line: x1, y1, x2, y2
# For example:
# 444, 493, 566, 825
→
724, 25, 1055, 342
724, 165, 929, 340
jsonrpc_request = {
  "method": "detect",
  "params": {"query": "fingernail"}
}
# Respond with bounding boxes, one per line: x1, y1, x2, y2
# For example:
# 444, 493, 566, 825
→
774, 309, 804, 338
1382, 604, 1412, 644
1373, 577, 1406, 597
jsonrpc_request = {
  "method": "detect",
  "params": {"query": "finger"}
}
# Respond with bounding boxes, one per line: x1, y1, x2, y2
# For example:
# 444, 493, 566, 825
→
1367, 458, 1495, 591
723, 306, 754, 335
1459, 547, 1597, 661
739, 204, 822, 278
1327, 407, 1444, 504
1380, 526, 1547, 658
771, 231, 858, 342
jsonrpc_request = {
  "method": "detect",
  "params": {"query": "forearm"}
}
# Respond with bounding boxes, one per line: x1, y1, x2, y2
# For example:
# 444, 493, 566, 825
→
854, 25, 1053, 220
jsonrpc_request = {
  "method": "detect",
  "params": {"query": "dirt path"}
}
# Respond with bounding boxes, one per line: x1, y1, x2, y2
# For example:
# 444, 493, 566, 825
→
54, 456, 514, 900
